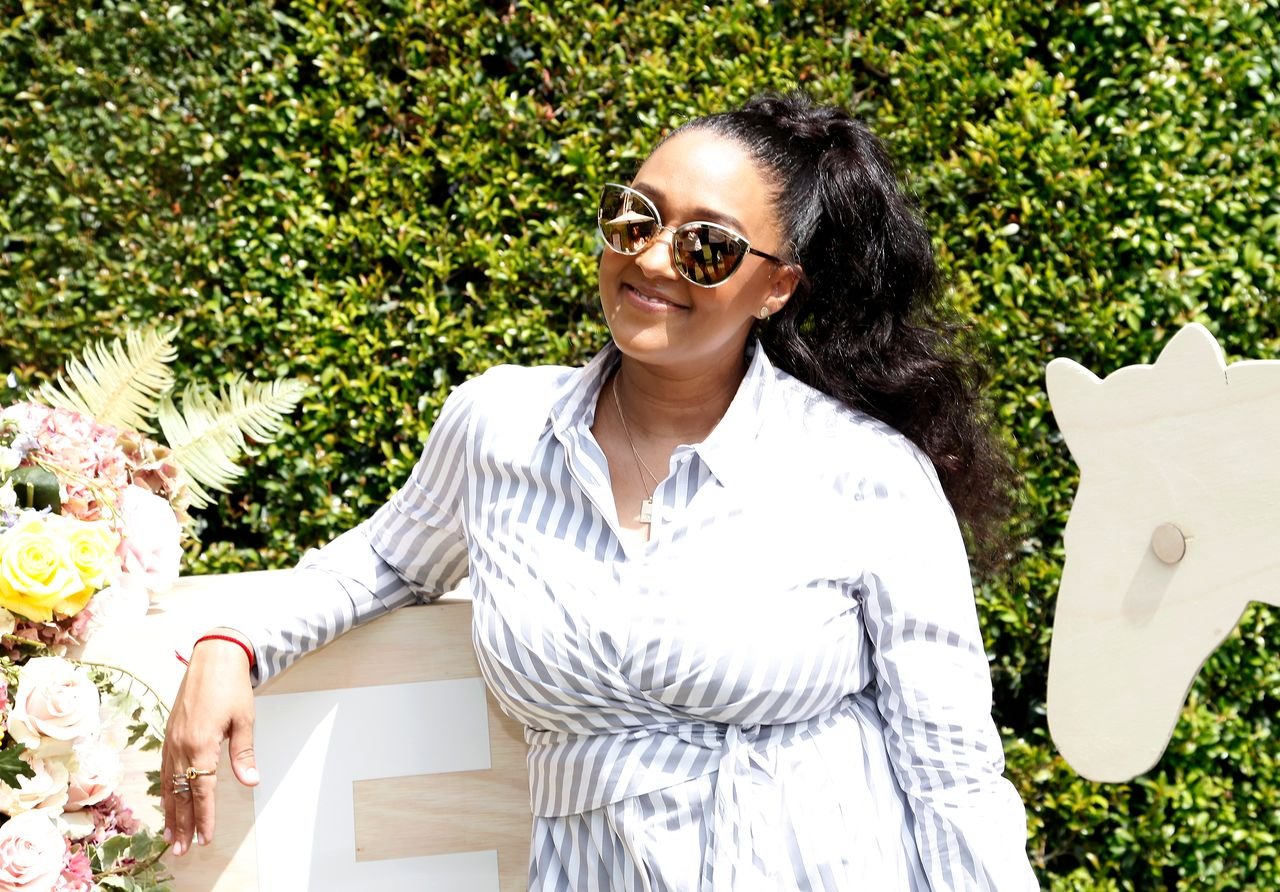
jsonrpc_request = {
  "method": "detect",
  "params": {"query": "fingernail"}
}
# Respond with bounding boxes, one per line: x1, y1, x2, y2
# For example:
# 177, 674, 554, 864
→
245, 767, 260, 784
174, 841, 185, 857
164, 827, 172, 844
196, 832, 205, 846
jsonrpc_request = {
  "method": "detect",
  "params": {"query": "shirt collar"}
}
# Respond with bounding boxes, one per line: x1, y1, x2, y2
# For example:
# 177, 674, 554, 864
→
693, 341, 774, 489
546, 339, 777, 489
547, 344, 620, 436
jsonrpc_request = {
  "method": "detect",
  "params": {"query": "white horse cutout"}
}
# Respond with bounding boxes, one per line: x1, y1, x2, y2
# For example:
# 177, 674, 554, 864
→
1045, 322, 1278, 782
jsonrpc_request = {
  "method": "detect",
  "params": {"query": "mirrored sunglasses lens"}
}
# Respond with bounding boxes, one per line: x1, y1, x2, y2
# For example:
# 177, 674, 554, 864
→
599, 186, 658, 254
674, 224, 748, 285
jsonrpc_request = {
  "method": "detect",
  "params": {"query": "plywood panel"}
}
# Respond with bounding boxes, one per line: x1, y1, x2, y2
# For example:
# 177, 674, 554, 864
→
77, 571, 532, 891
1046, 322, 1280, 781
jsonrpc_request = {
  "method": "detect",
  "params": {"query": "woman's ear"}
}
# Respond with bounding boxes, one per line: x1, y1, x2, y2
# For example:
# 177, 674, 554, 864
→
763, 265, 800, 315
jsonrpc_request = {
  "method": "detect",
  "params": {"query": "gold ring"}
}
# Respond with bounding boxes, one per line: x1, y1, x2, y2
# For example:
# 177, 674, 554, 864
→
182, 767, 216, 780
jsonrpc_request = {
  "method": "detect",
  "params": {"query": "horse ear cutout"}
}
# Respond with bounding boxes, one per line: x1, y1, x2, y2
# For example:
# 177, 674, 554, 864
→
1152, 322, 1226, 380
1045, 357, 1101, 440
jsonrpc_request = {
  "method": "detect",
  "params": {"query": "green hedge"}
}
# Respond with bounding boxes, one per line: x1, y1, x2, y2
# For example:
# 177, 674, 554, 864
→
2, 0, 1278, 887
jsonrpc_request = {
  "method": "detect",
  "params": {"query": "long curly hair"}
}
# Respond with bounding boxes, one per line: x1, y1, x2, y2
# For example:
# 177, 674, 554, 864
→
673, 92, 1013, 566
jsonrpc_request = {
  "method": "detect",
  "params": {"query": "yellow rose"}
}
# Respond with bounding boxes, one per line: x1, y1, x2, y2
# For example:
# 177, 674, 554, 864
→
54, 518, 119, 615
0, 516, 84, 622
38, 515, 116, 617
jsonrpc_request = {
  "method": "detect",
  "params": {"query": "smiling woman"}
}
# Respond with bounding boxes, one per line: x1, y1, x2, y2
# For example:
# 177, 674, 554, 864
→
595, 128, 799, 397
160, 91, 1035, 891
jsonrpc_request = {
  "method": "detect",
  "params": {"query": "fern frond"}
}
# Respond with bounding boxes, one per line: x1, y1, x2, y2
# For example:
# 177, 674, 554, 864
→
160, 377, 307, 509
37, 326, 179, 432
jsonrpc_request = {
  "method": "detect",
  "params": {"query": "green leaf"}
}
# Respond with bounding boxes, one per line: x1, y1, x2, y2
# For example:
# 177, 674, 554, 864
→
36, 326, 179, 432
96, 832, 132, 867
2, 465, 61, 513
0, 743, 35, 787
96, 877, 137, 891
160, 376, 307, 509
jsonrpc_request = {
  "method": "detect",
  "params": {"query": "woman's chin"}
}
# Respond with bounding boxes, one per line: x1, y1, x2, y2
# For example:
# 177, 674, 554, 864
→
608, 326, 677, 361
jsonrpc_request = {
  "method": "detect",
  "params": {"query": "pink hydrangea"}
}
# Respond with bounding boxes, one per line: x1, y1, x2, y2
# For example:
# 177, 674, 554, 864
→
116, 431, 191, 523
84, 793, 140, 847
8, 608, 94, 656
1, 404, 129, 522
54, 848, 92, 892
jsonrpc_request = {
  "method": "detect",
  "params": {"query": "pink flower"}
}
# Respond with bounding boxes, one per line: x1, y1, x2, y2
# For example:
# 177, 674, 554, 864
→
116, 432, 190, 521
1, 404, 129, 522
116, 487, 182, 594
6, 613, 90, 658
53, 849, 91, 892
80, 578, 149, 642
83, 793, 139, 846
64, 741, 122, 811
0, 810, 69, 892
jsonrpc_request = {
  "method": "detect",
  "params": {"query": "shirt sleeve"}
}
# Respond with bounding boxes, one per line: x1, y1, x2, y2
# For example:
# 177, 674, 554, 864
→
858, 449, 1039, 891
240, 378, 477, 684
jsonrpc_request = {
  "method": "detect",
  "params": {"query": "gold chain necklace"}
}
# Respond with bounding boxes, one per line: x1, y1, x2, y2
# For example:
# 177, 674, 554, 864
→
610, 373, 661, 525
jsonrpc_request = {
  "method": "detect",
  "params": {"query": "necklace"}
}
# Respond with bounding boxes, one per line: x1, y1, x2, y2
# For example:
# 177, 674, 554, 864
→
610, 373, 661, 525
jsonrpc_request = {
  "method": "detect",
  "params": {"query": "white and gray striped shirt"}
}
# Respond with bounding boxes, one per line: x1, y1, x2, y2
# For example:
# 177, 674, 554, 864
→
243, 342, 1038, 890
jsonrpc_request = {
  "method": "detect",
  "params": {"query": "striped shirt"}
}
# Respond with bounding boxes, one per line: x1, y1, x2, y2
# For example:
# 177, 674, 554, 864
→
242, 342, 1038, 890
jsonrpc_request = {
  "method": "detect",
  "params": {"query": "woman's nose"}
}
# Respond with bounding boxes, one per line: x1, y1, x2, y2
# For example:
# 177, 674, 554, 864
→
633, 226, 680, 279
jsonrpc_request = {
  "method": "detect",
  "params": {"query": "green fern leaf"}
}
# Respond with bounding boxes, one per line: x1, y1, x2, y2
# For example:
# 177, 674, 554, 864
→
37, 326, 178, 432
160, 377, 307, 509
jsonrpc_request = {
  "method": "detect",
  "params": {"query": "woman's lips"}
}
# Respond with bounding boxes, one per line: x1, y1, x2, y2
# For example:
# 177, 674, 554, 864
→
622, 283, 687, 312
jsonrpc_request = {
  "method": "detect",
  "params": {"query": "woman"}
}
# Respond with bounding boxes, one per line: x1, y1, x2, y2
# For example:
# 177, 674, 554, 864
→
162, 92, 1038, 890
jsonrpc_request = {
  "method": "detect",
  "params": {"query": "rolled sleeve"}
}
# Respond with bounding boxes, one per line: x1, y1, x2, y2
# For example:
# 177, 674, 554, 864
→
239, 379, 477, 685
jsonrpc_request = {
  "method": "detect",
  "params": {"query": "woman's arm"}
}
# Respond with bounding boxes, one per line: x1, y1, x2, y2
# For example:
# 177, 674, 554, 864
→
240, 375, 479, 684
161, 376, 479, 855
859, 454, 1039, 891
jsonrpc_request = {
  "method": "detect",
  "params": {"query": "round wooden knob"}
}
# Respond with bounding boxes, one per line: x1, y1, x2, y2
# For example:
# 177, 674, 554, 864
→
1151, 523, 1187, 564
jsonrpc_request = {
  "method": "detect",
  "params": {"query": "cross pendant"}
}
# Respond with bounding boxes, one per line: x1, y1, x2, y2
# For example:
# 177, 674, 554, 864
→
639, 498, 653, 524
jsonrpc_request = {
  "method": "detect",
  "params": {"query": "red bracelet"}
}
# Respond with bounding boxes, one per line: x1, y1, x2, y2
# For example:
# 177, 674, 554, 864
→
176, 634, 256, 671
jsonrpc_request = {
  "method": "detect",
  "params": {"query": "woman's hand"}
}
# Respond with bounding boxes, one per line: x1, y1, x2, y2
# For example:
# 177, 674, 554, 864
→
161, 630, 259, 857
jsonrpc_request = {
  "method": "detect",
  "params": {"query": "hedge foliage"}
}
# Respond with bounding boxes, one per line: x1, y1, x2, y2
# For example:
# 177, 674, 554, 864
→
2, 0, 1278, 887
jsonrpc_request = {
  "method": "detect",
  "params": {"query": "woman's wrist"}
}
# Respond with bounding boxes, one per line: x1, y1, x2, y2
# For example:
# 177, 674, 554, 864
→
179, 628, 257, 673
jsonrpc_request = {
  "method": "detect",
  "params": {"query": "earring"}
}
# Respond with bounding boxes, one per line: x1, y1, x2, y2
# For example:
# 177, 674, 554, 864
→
757, 306, 771, 320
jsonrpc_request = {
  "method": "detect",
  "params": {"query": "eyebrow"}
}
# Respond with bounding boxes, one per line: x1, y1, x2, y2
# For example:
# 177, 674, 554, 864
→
630, 181, 748, 234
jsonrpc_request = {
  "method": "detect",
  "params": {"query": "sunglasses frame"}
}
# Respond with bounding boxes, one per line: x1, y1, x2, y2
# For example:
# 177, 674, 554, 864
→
597, 182, 790, 288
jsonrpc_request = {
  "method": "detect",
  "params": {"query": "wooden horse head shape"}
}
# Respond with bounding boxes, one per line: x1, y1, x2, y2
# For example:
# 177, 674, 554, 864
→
1045, 323, 1279, 782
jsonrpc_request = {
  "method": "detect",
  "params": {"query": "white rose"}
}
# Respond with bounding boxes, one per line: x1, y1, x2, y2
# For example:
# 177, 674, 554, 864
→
0, 810, 68, 892
6, 657, 102, 754
0, 479, 15, 510
0, 447, 19, 474
0, 753, 70, 817
64, 739, 122, 810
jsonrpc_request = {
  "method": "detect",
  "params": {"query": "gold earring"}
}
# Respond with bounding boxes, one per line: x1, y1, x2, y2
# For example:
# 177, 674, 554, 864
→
757, 306, 771, 320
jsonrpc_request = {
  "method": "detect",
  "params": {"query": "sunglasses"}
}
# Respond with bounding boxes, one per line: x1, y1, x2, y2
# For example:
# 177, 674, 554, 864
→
597, 183, 790, 288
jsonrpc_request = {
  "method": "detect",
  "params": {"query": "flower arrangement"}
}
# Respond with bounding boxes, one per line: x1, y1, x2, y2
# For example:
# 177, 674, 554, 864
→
0, 652, 168, 891
0, 326, 305, 890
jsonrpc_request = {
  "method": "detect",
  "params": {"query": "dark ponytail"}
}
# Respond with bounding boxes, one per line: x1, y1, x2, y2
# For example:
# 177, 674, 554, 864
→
673, 92, 1013, 565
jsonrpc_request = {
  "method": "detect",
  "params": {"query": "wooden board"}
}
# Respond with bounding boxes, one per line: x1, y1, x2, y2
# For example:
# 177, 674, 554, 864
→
77, 571, 532, 891
1046, 322, 1280, 781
